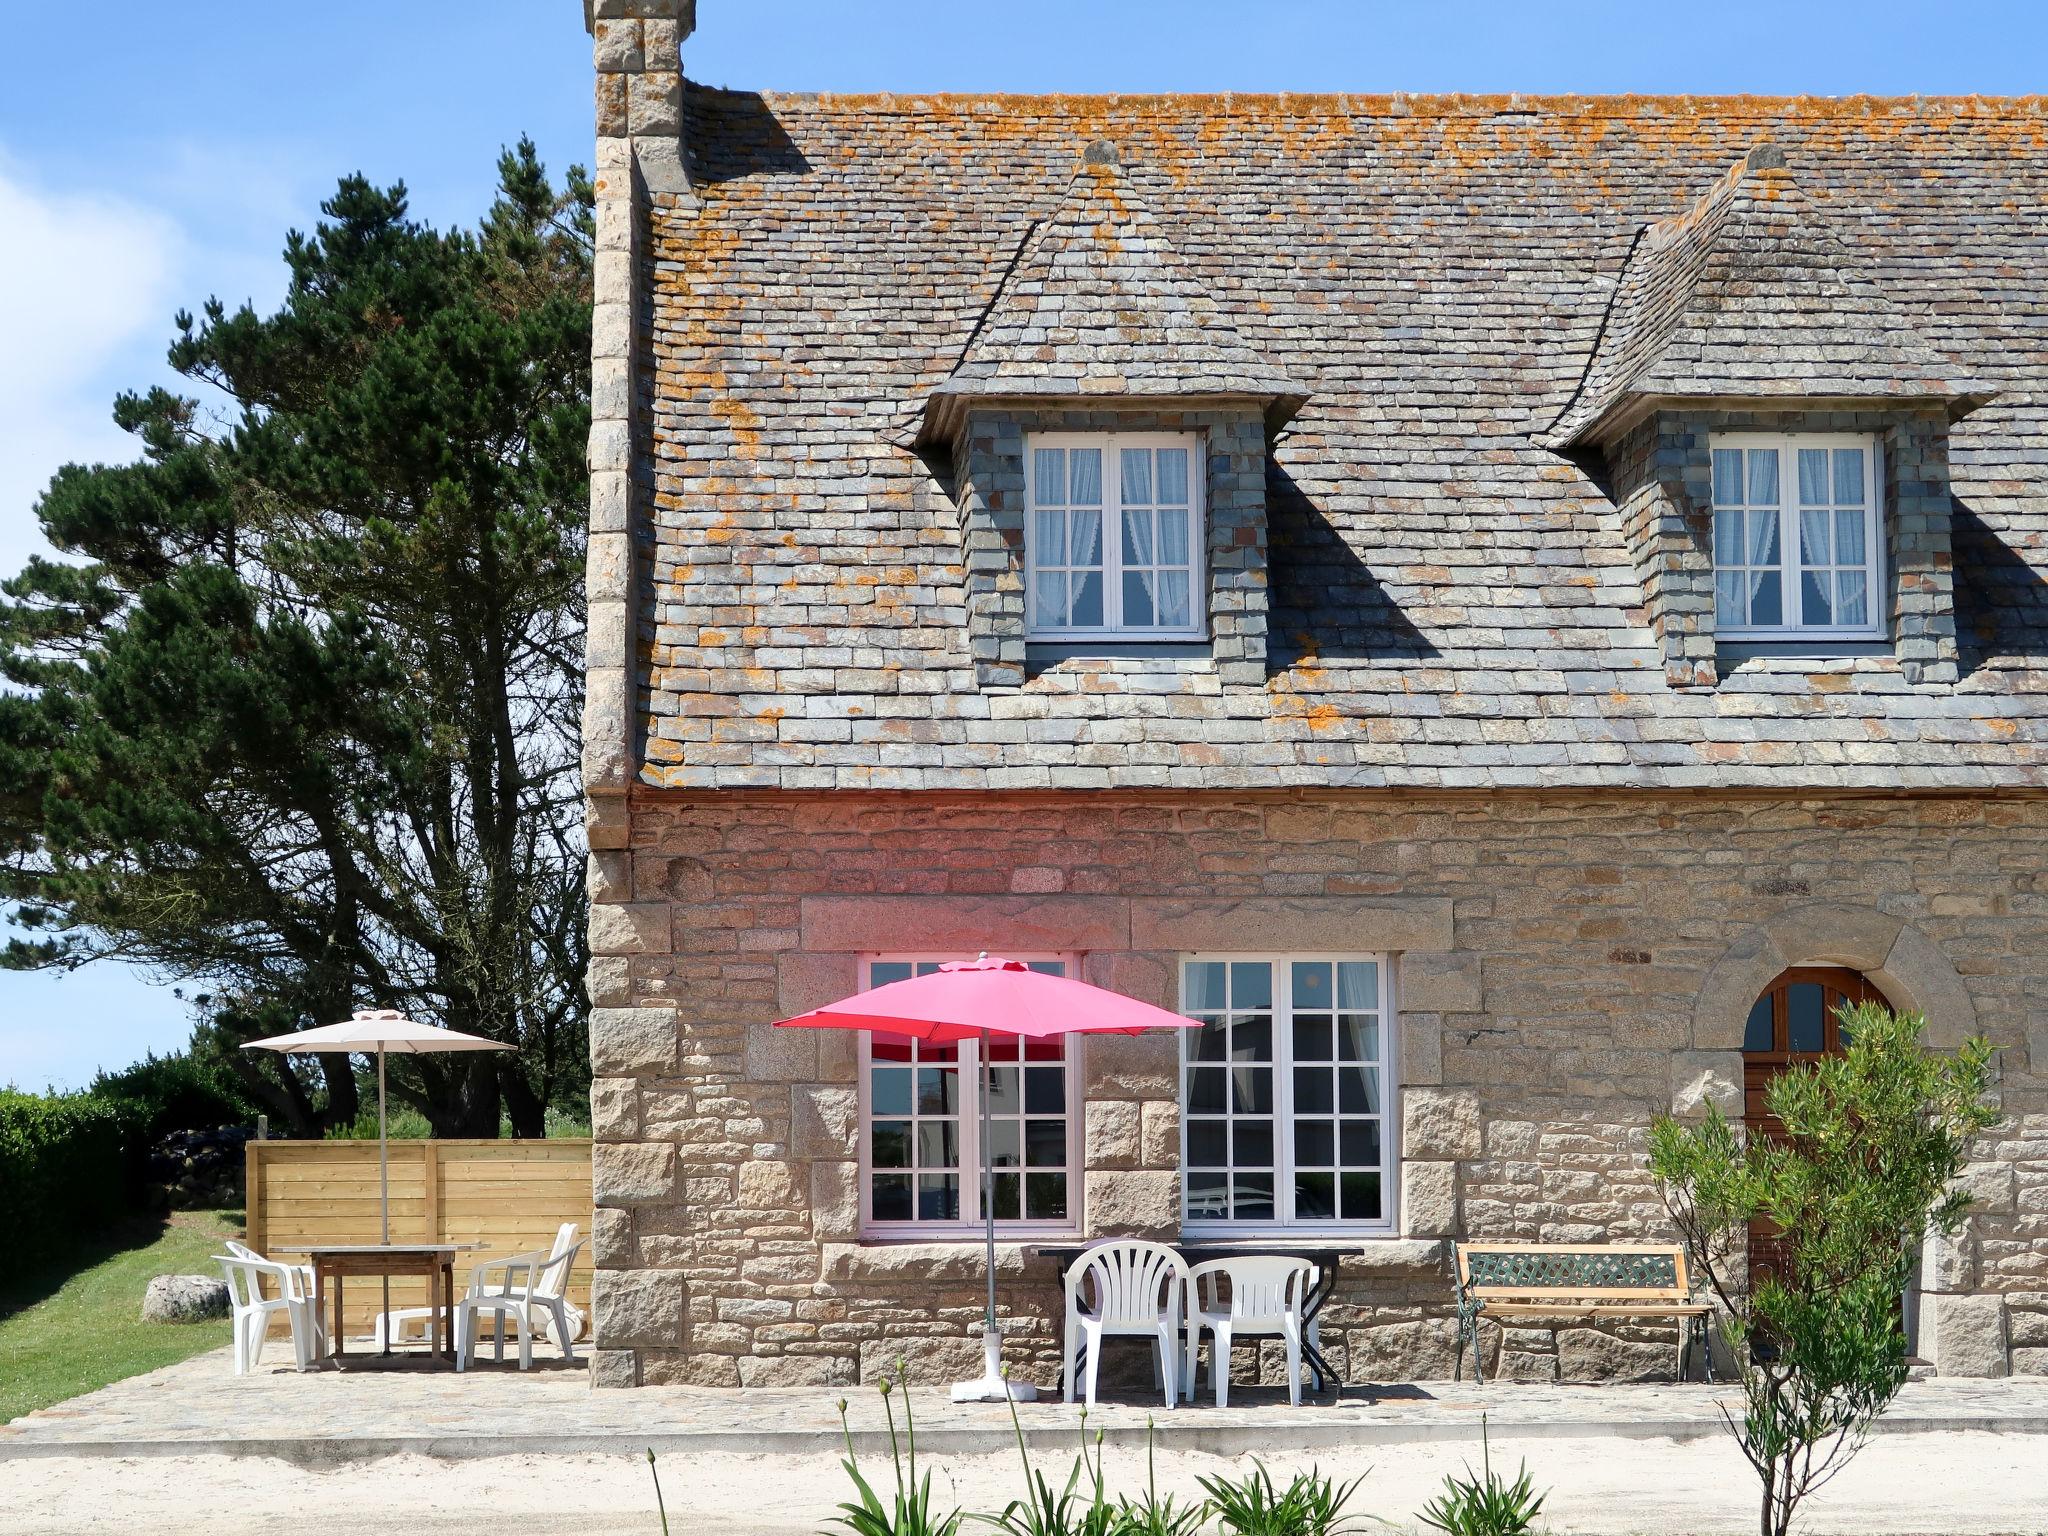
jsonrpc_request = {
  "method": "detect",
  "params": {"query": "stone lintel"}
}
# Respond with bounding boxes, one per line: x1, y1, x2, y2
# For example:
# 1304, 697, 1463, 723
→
1131, 896, 1454, 954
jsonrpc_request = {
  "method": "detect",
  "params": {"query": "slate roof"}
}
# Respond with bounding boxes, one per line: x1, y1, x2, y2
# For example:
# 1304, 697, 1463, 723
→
918, 144, 1307, 443
1540, 143, 1995, 447
643, 90, 2048, 792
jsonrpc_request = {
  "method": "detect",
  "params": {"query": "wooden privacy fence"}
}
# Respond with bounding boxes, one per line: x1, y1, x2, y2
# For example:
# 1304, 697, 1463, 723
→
246, 1139, 592, 1339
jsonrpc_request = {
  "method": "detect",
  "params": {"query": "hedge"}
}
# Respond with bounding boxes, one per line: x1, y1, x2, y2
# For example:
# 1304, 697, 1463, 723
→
0, 1091, 128, 1281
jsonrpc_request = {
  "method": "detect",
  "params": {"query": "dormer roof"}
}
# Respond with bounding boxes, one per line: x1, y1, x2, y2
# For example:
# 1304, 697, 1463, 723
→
919, 141, 1308, 444
1539, 144, 1996, 449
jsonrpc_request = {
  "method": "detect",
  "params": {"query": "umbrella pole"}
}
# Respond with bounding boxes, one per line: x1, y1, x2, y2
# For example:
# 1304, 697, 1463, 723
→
953, 1027, 1033, 1403
379, 1046, 391, 1357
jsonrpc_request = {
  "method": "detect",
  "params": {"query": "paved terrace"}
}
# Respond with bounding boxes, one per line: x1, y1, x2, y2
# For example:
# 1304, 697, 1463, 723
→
9, 1347, 2048, 1465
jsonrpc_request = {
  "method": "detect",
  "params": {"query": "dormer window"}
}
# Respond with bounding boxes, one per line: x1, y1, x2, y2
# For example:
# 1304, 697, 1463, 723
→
1026, 432, 1205, 641
1712, 433, 1882, 640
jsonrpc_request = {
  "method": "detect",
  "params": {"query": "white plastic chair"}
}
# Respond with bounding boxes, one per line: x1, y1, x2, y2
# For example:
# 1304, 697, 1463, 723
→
454, 1236, 586, 1371
225, 1238, 316, 1304
1062, 1240, 1189, 1409
1183, 1256, 1314, 1407
375, 1223, 586, 1350
215, 1253, 324, 1374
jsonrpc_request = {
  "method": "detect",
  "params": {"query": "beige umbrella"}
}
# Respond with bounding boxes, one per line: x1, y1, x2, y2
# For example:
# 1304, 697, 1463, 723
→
244, 1010, 513, 1244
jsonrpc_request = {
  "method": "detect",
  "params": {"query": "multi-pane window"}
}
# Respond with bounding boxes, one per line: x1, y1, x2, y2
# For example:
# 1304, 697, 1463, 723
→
1180, 956, 1394, 1234
1026, 432, 1204, 640
1711, 434, 1882, 638
860, 957, 1078, 1236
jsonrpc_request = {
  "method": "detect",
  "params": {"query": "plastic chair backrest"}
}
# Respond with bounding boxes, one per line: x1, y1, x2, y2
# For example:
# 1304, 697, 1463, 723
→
536, 1223, 580, 1300
1194, 1256, 1312, 1327
217, 1255, 267, 1312
1068, 1240, 1186, 1328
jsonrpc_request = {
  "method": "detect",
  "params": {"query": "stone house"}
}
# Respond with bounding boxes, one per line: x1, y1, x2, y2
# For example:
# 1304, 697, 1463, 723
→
579, 2, 2048, 1388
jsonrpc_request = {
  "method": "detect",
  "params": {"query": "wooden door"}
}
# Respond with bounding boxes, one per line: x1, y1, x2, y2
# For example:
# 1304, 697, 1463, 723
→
1741, 966, 1882, 1286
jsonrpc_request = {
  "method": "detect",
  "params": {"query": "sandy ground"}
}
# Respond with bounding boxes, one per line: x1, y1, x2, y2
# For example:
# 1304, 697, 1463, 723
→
4, 1431, 2047, 1536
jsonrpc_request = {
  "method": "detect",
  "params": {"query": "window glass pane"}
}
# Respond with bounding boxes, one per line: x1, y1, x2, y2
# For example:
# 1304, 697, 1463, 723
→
1233, 1121, 1274, 1169
1186, 1171, 1227, 1221
1746, 448, 1779, 506
870, 965, 914, 989
1025, 1066, 1064, 1114
1293, 1067, 1333, 1114
1070, 509, 1102, 568
872, 1120, 911, 1168
1340, 1119, 1381, 1166
1836, 509, 1865, 568
1069, 448, 1101, 504
1187, 1120, 1227, 1168
1123, 570, 1155, 629
1156, 446, 1188, 504
987, 1120, 1021, 1168
917, 1174, 959, 1221
1025, 1119, 1065, 1167
1294, 1171, 1336, 1219
917, 1121, 957, 1169
1337, 960, 1379, 1011
1233, 1174, 1275, 1221
872, 1068, 911, 1116
872, 1173, 912, 1222
1187, 1067, 1226, 1113
1293, 960, 1333, 1007
1750, 570, 1782, 627
1032, 571, 1066, 629
1158, 506, 1189, 565
987, 1065, 1020, 1114
1033, 448, 1065, 504
1717, 568, 1746, 626
1800, 508, 1831, 567
1027, 1172, 1067, 1221
1715, 510, 1742, 567
1338, 1064, 1379, 1114
1339, 1171, 1382, 1221
916, 1067, 956, 1114
1122, 506, 1154, 566
1743, 995, 1775, 1053
1788, 983, 1826, 1053
1802, 569, 1833, 626
1713, 448, 1743, 506
1231, 1066, 1273, 1115
1747, 505, 1780, 567
990, 1172, 1020, 1221
1184, 962, 1226, 1013
1120, 447, 1152, 506
1338, 1017, 1379, 1062
1292, 1016, 1333, 1062
1232, 1016, 1273, 1062
1157, 570, 1190, 629
1837, 570, 1868, 627
1230, 962, 1273, 1011
1033, 507, 1065, 568
1294, 1120, 1335, 1165
1834, 447, 1865, 505
1071, 570, 1102, 628
1191, 1019, 1227, 1061
1797, 447, 1829, 506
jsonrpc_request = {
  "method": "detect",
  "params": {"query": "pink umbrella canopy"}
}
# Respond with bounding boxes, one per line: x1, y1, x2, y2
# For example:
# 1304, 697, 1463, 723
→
772, 954, 1202, 1042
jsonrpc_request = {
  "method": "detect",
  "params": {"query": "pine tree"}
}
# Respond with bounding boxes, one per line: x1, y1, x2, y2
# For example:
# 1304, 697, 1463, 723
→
0, 141, 594, 1137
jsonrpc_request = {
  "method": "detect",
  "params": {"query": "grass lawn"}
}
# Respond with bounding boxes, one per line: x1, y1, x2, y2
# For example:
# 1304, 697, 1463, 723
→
0, 1209, 242, 1423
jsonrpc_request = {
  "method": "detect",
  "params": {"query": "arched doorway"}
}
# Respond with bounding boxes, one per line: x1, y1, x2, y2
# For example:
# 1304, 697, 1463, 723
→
1741, 966, 1884, 1286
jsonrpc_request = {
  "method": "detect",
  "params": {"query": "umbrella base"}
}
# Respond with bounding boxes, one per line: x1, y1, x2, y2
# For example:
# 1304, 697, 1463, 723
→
950, 1328, 1037, 1403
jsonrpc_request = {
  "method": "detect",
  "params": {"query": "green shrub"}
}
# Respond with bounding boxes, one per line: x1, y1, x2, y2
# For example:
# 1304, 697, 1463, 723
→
1417, 1417, 1545, 1536
90, 1051, 257, 1146
1197, 1462, 1370, 1536
0, 1090, 128, 1277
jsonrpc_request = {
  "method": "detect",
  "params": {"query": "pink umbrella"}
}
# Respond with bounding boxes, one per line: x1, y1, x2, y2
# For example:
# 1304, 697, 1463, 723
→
776, 954, 1201, 1402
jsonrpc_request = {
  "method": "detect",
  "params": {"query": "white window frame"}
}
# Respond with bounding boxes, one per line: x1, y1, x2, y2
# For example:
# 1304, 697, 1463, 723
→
1710, 433, 1885, 641
1177, 953, 1398, 1239
856, 953, 1084, 1241
1024, 430, 1207, 642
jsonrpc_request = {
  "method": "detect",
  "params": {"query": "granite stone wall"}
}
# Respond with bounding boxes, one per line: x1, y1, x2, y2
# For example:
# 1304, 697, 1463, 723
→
588, 791, 2046, 1387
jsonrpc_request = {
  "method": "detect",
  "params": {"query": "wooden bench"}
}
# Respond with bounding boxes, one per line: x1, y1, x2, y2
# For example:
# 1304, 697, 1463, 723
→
1452, 1242, 1715, 1384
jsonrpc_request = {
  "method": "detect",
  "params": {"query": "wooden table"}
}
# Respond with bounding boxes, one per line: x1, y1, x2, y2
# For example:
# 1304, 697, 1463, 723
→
1034, 1242, 1357, 1393
278, 1244, 481, 1366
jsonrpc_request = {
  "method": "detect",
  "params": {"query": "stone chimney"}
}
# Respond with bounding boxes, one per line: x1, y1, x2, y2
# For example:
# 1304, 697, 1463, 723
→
581, 0, 693, 864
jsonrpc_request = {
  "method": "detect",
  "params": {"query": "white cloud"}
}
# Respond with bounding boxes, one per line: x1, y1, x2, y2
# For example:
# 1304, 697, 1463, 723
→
0, 154, 185, 577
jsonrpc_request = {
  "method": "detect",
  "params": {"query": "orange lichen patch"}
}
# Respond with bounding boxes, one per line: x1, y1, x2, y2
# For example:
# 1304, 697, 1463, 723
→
711, 394, 762, 455
1807, 672, 1851, 693
1979, 715, 2019, 738
705, 512, 739, 543
1304, 703, 1342, 733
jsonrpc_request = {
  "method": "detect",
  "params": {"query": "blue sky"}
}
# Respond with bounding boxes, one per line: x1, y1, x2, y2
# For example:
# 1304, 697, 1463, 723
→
2, 0, 2043, 1091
